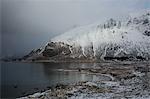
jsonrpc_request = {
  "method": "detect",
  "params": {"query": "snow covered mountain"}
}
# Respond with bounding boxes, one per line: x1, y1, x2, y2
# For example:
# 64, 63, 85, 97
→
24, 11, 150, 61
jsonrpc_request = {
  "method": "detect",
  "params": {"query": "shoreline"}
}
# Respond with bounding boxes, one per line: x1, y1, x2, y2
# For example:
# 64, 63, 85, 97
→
1, 59, 150, 64
18, 62, 150, 99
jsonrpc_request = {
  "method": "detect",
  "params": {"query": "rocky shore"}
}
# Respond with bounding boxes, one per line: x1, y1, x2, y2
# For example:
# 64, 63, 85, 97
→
18, 61, 150, 99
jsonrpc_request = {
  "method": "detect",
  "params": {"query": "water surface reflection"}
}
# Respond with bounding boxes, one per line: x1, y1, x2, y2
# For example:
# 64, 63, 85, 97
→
1, 62, 99, 98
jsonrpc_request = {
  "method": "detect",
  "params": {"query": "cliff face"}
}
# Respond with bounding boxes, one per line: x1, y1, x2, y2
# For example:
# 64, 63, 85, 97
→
24, 12, 150, 61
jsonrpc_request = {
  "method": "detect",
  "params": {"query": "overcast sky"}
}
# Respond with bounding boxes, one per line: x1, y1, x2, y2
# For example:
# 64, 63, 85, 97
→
1, 0, 150, 57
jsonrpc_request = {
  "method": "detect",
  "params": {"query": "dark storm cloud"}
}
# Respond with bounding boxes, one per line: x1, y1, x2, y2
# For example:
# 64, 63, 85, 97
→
1, 0, 150, 57
0, 0, 1, 88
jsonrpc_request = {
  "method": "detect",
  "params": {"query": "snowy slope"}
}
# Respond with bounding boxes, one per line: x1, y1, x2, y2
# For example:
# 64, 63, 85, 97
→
51, 11, 150, 60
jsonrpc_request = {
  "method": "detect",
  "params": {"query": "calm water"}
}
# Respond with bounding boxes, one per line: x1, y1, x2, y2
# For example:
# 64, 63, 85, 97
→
1, 62, 100, 98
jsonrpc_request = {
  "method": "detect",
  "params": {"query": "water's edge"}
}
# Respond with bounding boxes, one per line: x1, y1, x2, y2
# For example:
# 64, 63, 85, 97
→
17, 61, 150, 99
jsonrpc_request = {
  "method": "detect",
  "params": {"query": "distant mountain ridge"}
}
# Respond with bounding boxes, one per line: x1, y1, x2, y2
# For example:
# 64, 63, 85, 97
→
23, 11, 150, 61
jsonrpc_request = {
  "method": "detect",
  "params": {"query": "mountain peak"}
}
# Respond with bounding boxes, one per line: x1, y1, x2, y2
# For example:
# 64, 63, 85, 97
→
23, 11, 150, 61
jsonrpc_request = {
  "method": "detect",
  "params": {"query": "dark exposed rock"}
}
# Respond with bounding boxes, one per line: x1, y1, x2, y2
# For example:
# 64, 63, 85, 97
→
43, 42, 71, 57
66, 93, 74, 97
144, 30, 150, 36
55, 84, 68, 89
104, 57, 130, 61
